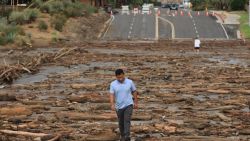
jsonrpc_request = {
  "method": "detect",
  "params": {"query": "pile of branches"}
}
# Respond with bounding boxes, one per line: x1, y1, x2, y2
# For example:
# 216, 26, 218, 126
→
0, 47, 77, 84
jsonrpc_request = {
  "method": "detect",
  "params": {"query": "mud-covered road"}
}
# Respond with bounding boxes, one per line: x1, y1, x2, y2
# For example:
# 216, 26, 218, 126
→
0, 40, 250, 141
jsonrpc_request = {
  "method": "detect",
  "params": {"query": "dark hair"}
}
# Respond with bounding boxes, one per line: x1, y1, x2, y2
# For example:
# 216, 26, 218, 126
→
115, 69, 124, 76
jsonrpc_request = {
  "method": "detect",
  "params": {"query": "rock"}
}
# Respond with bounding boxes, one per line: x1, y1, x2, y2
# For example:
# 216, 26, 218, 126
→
37, 115, 47, 123
0, 107, 32, 116
163, 125, 176, 133
0, 93, 16, 101
239, 129, 250, 135
154, 123, 164, 130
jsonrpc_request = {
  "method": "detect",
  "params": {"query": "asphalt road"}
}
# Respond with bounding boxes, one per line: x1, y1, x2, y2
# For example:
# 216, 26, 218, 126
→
103, 13, 155, 40
103, 8, 229, 40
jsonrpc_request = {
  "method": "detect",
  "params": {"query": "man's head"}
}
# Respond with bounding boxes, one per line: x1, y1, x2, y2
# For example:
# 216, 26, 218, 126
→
115, 69, 125, 83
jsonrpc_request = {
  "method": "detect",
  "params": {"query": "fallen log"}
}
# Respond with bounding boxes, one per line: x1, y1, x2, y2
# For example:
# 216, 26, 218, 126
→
48, 134, 61, 141
0, 130, 49, 137
54, 47, 77, 60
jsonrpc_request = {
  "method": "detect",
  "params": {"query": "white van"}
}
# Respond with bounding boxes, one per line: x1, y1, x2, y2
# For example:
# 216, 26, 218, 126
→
122, 5, 130, 15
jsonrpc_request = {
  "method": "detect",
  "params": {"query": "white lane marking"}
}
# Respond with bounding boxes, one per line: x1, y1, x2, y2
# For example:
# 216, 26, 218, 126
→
103, 15, 115, 38
155, 13, 159, 40
189, 11, 199, 38
159, 16, 175, 39
189, 11, 193, 18
220, 23, 229, 39
128, 15, 136, 39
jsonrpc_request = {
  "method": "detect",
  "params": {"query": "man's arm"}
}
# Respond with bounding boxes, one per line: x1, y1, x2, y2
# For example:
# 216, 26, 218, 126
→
110, 93, 115, 111
132, 91, 138, 109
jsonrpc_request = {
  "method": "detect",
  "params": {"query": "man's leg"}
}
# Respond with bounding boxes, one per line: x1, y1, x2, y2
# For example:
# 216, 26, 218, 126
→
117, 109, 125, 139
123, 105, 133, 141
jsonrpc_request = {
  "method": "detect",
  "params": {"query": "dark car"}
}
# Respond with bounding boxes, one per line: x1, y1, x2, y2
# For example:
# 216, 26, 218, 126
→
170, 4, 178, 10
104, 4, 119, 14
161, 3, 171, 8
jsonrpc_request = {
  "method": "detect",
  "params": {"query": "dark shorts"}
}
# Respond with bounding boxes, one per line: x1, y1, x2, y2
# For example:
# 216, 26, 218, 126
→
194, 47, 200, 49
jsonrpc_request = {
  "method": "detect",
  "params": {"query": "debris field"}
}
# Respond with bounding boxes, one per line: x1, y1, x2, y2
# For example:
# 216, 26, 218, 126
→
0, 40, 249, 141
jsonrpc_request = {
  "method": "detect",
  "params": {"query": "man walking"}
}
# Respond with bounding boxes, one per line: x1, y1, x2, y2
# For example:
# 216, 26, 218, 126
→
109, 69, 138, 141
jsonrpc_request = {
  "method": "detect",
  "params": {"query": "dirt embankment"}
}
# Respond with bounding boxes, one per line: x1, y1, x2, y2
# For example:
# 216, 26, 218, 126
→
63, 13, 110, 42
19, 12, 110, 48
0, 40, 249, 141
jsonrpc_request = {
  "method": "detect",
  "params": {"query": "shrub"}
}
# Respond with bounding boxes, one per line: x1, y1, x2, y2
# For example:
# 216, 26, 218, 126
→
40, 0, 86, 16
4, 25, 22, 43
48, 1, 65, 14
0, 36, 7, 45
0, 8, 12, 17
15, 35, 32, 47
50, 14, 67, 32
231, 0, 245, 10
9, 9, 39, 24
24, 9, 40, 22
64, 2, 84, 17
32, 0, 43, 8
61, 0, 73, 8
0, 17, 8, 26
51, 32, 58, 42
0, 25, 22, 45
40, 2, 52, 13
85, 5, 98, 14
38, 20, 48, 31
9, 11, 25, 24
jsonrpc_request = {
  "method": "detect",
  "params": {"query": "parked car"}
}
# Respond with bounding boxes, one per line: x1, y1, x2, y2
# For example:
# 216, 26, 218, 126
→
170, 3, 178, 10
104, 4, 119, 14
179, 4, 184, 9
161, 3, 171, 8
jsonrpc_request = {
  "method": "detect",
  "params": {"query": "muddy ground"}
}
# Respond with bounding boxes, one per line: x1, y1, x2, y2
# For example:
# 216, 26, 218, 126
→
0, 40, 249, 141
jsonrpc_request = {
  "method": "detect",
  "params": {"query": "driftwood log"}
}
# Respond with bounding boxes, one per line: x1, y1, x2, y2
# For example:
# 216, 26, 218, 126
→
0, 48, 77, 84
0, 129, 49, 137
0, 130, 61, 141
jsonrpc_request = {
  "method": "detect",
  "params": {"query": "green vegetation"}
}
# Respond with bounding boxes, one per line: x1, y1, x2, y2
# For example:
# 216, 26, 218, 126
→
84, 4, 98, 14
0, 18, 24, 45
36, 0, 96, 31
190, 0, 248, 11
9, 9, 40, 24
50, 14, 67, 32
1, 0, 98, 46
32, 0, 43, 8
38, 0, 97, 16
238, 11, 250, 38
38, 20, 48, 31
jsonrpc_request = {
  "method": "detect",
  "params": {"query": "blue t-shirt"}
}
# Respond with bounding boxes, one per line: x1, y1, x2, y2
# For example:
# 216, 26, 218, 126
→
109, 78, 136, 110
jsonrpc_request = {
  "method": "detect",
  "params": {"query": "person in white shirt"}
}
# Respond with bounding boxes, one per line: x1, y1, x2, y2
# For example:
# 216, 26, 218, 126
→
194, 37, 201, 53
